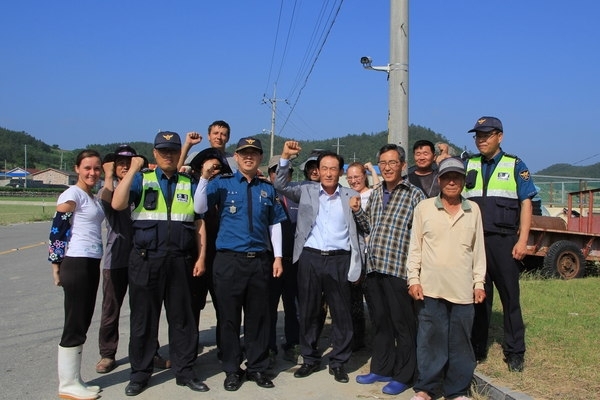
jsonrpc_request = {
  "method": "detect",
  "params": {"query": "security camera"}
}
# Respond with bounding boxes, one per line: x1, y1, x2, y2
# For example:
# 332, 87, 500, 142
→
360, 56, 372, 67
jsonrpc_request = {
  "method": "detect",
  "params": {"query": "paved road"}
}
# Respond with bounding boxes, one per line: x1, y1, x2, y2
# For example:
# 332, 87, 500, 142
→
0, 221, 420, 400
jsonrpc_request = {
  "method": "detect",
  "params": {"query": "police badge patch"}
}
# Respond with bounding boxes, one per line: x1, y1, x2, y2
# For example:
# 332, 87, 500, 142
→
519, 170, 531, 181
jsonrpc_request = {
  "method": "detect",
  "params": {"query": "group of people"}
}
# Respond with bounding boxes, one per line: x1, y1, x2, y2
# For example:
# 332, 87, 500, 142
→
48, 115, 537, 400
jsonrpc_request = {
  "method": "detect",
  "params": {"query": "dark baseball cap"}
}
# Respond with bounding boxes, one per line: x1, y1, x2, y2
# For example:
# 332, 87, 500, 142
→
468, 116, 503, 133
103, 144, 138, 164
113, 144, 137, 157
154, 131, 182, 149
235, 137, 263, 153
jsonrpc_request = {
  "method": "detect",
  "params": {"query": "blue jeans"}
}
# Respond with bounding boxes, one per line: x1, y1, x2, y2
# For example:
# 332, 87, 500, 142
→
414, 297, 475, 399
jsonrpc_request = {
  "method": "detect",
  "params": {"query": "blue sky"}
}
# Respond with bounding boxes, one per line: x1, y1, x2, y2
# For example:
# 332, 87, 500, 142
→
1, 0, 599, 173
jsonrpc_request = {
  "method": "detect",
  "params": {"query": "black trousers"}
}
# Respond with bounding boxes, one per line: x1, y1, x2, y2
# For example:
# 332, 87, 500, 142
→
213, 251, 271, 374
59, 257, 100, 347
297, 249, 352, 368
128, 252, 198, 384
98, 267, 128, 358
471, 233, 526, 357
190, 254, 220, 352
268, 257, 300, 351
364, 272, 416, 384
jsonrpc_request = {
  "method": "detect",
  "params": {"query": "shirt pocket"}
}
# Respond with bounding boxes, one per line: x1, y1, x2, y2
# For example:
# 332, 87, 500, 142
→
131, 220, 158, 250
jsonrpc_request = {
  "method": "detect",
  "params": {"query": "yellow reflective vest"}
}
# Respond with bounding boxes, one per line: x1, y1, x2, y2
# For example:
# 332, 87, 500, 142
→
131, 171, 196, 255
464, 154, 519, 234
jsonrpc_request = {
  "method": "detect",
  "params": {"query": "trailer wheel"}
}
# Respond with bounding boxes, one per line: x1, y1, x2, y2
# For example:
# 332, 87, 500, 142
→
542, 240, 585, 279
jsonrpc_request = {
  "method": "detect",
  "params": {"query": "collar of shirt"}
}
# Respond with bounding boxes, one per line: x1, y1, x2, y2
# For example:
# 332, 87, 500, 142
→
434, 195, 472, 211
319, 184, 341, 198
482, 149, 505, 164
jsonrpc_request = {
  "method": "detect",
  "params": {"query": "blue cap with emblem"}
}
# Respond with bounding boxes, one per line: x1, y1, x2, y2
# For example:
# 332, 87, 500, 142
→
468, 116, 503, 133
235, 137, 263, 153
154, 131, 181, 149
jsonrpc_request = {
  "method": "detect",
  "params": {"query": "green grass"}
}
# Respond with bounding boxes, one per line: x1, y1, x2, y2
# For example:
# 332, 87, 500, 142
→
0, 202, 55, 225
475, 276, 600, 399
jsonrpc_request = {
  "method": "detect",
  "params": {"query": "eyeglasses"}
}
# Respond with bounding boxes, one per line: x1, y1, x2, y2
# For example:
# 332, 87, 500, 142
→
473, 131, 498, 141
211, 164, 222, 170
377, 160, 401, 168
346, 175, 364, 181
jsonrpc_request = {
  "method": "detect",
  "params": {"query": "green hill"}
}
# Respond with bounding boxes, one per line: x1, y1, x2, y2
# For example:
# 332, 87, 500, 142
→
2, 125, 599, 179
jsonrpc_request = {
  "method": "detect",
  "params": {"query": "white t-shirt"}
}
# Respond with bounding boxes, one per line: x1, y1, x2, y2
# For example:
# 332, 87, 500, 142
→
57, 186, 105, 259
360, 188, 373, 210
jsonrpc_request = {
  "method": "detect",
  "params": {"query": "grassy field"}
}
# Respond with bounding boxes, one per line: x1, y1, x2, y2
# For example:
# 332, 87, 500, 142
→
474, 274, 600, 399
0, 201, 55, 225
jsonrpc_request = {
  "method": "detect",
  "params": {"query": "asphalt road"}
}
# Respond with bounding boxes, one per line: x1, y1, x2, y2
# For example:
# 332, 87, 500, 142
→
0, 221, 422, 400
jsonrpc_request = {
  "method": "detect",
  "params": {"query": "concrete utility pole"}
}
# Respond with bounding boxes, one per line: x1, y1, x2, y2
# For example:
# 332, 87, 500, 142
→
264, 84, 287, 159
389, 0, 409, 148
332, 138, 345, 154
360, 0, 409, 148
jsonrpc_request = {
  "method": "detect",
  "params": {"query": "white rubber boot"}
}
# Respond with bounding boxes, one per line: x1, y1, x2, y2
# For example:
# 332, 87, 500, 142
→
58, 345, 99, 400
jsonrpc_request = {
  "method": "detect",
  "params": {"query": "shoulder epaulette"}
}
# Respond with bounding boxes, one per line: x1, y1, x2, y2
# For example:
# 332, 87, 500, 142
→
503, 153, 518, 159
220, 173, 234, 178
468, 153, 482, 159
141, 168, 153, 173
178, 171, 192, 179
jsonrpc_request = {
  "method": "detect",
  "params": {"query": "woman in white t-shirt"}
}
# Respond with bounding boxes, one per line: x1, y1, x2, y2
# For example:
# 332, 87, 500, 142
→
344, 161, 380, 351
48, 149, 105, 400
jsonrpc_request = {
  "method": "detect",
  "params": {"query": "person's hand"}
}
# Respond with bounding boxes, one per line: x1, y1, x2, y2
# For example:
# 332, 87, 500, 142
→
185, 131, 203, 147
52, 263, 61, 286
364, 161, 375, 171
129, 156, 146, 172
512, 241, 528, 261
193, 259, 206, 277
282, 141, 301, 160
273, 257, 283, 278
474, 288, 486, 304
102, 161, 114, 178
350, 195, 362, 212
408, 284, 424, 301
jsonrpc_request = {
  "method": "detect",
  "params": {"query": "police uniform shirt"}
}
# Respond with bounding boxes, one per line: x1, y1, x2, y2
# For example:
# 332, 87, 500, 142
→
481, 150, 537, 201
206, 171, 287, 253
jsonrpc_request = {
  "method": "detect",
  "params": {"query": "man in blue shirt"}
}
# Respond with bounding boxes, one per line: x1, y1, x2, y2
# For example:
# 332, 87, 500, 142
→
463, 116, 537, 373
112, 131, 209, 396
194, 137, 287, 391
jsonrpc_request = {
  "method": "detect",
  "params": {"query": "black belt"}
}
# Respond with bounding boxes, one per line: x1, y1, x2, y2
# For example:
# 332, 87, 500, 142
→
304, 247, 350, 256
218, 250, 268, 259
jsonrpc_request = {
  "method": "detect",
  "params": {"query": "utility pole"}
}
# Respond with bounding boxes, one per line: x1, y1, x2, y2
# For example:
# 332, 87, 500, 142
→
263, 84, 287, 159
332, 138, 345, 154
360, 0, 409, 148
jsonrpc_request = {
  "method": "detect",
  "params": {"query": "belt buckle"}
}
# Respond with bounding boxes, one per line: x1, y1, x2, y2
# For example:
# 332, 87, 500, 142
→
247, 252, 256, 258
321, 250, 330, 256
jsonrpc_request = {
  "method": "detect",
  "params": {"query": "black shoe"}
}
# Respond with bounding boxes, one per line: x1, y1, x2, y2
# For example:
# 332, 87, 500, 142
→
294, 363, 320, 378
125, 381, 147, 396
329, 366, 349, 383
224, 370, 244, 391
176, 377, 210, 392
246, 371, 275, 388
505, 353, 524, 372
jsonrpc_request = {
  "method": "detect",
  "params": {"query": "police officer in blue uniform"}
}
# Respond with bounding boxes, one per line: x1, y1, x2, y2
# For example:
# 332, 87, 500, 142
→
112, 131, 209, 396
463, 116, 537, 373
194, 137, 287, 391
